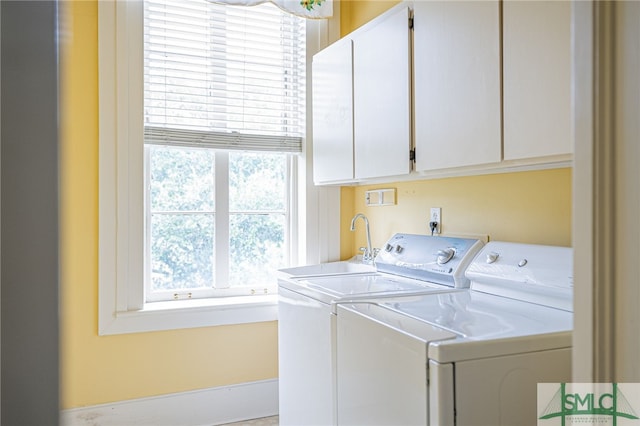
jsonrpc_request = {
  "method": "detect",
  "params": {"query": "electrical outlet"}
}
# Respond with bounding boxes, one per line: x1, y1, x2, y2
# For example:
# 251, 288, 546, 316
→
430, 207, 441, 234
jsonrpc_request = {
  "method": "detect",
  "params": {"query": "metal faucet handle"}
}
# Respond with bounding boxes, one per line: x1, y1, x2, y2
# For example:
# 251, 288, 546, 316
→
359, 246, 375, 264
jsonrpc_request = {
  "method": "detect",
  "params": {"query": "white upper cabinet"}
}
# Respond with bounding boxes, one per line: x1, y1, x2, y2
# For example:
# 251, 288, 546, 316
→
413, 1, 501, 172
312, 1, 572, 185
353, 5, 411, 180
312, 38, 354, 184
503, 1, 572, 160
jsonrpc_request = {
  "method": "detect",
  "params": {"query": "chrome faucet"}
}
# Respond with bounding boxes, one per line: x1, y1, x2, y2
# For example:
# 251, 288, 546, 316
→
350, 213, 375, 264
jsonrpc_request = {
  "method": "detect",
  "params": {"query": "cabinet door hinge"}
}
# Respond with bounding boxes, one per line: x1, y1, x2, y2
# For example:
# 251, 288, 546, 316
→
410, 148, 416, 162
409, 15, 414, 30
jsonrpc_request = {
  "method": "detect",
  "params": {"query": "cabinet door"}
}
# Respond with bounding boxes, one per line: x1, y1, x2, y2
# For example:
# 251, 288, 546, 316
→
414, 1, 501, 171
503, 1, 572, 160
312, 38, 354, 184
353, 6, 411, 180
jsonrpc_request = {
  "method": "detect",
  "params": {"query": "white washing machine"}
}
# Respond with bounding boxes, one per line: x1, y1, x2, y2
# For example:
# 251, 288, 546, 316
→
336, 241, 573, 426
277, 234, 484, 426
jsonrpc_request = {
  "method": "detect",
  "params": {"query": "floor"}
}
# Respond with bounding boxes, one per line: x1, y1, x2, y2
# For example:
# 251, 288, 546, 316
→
220, 416, 279, 426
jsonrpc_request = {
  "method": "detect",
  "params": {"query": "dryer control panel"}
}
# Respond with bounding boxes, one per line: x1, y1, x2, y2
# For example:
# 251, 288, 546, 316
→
466, 241, 573, 311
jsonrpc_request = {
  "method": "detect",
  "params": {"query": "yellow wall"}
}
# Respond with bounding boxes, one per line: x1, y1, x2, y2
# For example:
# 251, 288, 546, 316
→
341, 0, 400, 35
338, 1, 573, 259
60, 1, 277, 408
342, 169, 573, 259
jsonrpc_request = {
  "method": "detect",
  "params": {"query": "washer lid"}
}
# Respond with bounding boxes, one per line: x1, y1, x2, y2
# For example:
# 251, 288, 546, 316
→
293, 273, 452, 299
376, 290, 572, 362
337, 302, 458, 345
276, 260, 376, 279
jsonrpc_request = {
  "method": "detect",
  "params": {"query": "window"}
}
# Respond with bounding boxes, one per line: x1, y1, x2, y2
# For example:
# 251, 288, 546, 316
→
98, 0, 338, 335
143, 0, 304, 302
146, 148, 291, 301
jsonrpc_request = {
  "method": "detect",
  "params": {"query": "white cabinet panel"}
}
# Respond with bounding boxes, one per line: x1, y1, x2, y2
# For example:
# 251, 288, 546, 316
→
503, 1, 572, 160
414, 1, 501, 171
353, 6, 411, 180
312, 38, 354, 184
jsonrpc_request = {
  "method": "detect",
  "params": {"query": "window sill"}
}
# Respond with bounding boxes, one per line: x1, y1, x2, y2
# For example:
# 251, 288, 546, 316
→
98, 295, 278, 335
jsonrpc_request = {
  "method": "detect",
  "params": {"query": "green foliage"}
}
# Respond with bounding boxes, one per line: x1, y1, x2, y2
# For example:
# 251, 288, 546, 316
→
229, 152, 286, 211
229, 214, 285, 287
151, 214, 214, 290
149, 146, 287, 292
150, 146, 214, 211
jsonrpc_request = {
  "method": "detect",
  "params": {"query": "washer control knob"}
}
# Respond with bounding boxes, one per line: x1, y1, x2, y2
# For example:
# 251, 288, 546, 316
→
385, 243, 393, 252
486, 252, 500, 264
437, 248, 455, 264
518, 259, 528, 267
395, 245, 404, 254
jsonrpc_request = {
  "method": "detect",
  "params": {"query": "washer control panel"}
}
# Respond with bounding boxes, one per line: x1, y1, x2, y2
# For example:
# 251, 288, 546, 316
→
374, 233, 484, 288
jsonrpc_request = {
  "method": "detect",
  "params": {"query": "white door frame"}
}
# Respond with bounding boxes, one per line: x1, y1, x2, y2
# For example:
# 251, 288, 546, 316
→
573, 0, 640, 382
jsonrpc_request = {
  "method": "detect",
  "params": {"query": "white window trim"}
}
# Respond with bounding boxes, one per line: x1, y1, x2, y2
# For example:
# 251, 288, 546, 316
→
98, 0, 337, 335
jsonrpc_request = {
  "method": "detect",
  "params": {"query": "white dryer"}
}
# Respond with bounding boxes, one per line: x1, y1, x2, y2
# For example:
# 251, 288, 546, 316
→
278, 234, 484, 426
336, 241, 573, 425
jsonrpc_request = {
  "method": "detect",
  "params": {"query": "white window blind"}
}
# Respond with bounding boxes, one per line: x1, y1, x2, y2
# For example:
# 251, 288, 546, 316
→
143, 0, 306, 152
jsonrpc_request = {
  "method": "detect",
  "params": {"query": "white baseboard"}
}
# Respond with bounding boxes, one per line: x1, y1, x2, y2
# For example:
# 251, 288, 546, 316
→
61, 379, 279, 426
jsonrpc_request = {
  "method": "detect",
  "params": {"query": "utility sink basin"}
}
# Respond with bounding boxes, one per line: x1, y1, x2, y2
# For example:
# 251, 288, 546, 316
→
277, 260, 375, 279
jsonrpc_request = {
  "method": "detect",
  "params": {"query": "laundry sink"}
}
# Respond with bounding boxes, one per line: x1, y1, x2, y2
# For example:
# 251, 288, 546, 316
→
277, 259, 375, 279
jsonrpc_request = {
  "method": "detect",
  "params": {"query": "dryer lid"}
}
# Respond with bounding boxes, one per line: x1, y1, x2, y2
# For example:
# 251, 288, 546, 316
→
375, 290, 573, 362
